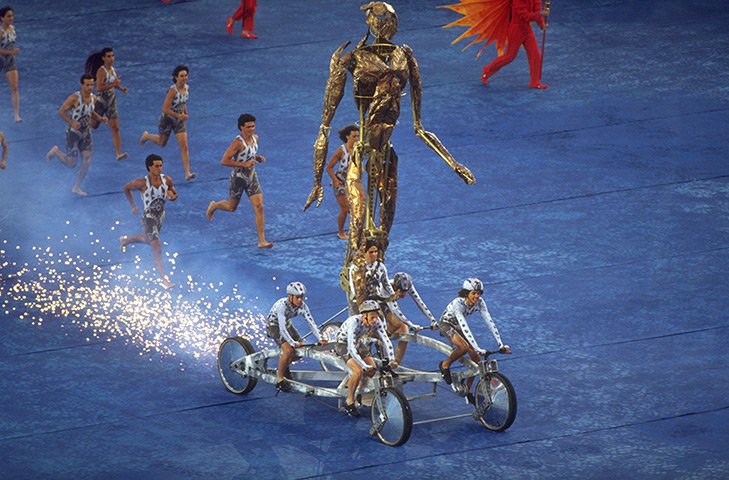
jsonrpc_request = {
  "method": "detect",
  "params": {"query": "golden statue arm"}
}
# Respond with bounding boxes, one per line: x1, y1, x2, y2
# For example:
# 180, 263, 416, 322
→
304, 42, 351, 211
405, 45, 476, 185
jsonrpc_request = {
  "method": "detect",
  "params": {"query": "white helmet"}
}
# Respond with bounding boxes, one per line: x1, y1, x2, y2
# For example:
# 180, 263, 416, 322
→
392, 272, 412, 292
359, 299, 381, 313
462, 278, 483, 292
286, 281, 307, 296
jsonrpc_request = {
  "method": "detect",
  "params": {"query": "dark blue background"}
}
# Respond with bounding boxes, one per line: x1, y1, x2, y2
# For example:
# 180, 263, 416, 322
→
0, 0, 727, 478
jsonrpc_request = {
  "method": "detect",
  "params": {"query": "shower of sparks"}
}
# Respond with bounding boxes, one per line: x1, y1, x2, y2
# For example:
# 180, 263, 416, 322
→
0, 232, 275, 366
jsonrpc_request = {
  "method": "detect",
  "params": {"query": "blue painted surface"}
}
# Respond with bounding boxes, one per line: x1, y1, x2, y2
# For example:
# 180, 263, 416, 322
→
0, 0, 727, 478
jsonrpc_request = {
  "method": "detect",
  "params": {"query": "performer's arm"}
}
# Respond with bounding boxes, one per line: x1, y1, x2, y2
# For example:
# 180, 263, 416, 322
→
300, 303, 323, 343
478, 298, 504, 349
221, 138, 254, 168
405, 45, 476, 186
165, 176, 178, 201
276, 302, 298, 346
58, 94, 81, 130
408, 283, 438, 327
123, 178, 145, 214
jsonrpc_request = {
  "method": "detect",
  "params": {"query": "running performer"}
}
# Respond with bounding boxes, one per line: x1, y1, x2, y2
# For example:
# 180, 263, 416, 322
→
335, 300, 397, 417
438, 278, 511, 404
0, 6, 20, 122
140, 65, 196, 180
266, 282, 326, 392
46, 74, 108, 196
119, 154, 178, 289
206, 113, 273, 248
85, 47, 129, 161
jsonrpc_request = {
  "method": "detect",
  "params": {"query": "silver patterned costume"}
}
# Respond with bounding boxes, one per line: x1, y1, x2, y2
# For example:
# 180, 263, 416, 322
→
140, 175, 168, 242
439, 297, 504, 354
266, 297, 322, 346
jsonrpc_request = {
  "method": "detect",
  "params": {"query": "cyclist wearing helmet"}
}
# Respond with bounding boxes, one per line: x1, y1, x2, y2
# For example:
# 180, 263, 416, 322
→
348, 239, 434, 363
266, 281, 326, 392
438, 278, 510, 404
335, 300, 397, 417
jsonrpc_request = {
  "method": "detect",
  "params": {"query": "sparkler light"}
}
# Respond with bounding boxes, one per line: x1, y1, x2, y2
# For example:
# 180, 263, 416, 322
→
0, 231, 275, 368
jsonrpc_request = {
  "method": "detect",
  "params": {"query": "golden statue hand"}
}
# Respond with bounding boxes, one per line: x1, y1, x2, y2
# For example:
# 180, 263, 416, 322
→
303, 183, 324, 211
454, 163, 476, 185
414, 126, 477, 185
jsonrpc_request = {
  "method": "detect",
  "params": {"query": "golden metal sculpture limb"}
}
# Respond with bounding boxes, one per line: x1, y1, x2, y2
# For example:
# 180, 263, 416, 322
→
303, 2, 476, 307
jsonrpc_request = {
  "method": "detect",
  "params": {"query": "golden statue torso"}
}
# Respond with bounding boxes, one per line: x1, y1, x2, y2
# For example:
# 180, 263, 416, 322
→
347, 44, 409, 150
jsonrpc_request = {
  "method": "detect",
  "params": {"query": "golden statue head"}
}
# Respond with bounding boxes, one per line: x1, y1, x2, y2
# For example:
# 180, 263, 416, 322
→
360, 2, 398, 40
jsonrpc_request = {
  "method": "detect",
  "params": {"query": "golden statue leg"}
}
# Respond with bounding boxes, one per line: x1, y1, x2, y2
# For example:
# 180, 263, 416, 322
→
345, 148, 367, 266
378, 146, 398, 245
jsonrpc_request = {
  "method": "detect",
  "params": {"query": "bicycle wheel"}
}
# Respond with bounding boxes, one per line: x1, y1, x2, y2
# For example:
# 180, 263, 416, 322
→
319, 321, 342, 371
474, 372, 516, 431
218, 336, 257, 394
371, 387, 413, 446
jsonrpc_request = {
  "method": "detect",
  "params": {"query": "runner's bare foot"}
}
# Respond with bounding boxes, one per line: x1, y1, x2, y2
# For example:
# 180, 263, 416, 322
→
140, 131, 148, 146
116, 152, 128, 161
206, 201, 216, 220
119, 236, 128, 252
337, 232, 348, 240
14, 116, 22, 123
185, 172, 196, 181
258, 241, 274, 248
162, 276, 175, 289
72, 186, 87, 196
47, 146, 58, 162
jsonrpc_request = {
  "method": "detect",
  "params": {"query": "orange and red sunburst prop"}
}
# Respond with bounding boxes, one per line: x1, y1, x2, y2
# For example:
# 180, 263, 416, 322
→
439, 0, 511, 58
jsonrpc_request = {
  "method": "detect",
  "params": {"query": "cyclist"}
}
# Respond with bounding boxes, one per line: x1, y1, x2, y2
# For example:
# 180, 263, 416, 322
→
438, 278, 510, 404
335, 300, 397, 417
349, 239, 434, 363
266, 282, 326, 392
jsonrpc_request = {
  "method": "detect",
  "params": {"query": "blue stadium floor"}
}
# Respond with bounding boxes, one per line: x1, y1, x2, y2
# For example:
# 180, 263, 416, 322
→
0, 0, 727, 478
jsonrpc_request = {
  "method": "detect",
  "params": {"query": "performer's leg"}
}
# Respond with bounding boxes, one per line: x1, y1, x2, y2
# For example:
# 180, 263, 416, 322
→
242, 0, 257, 32
140, 131, 168, 147
150, 238, 174, 289
72, 150, 92, 196
174, 131, 195, 180
5, 71, 20, 122
231, 3, 245, 22
108, 119, 126, 159
207, 196, 240, 219
523, 29, 547, 88
482, 27, 524, 83
336, 194, 349, 239
249, 193, 273, 248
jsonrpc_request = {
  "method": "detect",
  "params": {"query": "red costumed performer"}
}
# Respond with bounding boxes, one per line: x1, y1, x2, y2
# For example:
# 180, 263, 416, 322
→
440, 0, 550, 89
226, 0, 258, 39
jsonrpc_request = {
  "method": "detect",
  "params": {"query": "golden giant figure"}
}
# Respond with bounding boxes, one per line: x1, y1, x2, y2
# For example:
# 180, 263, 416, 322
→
304, 2, 476, 308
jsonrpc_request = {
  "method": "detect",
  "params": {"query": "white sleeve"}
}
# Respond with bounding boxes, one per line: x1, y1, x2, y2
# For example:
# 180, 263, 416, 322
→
408, 283, 437, 327
478, 299, 504, 349
385, 295, 418, 329
374, 318, 396, 363
300, 302, 322, 342
275, 301, 298, 346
